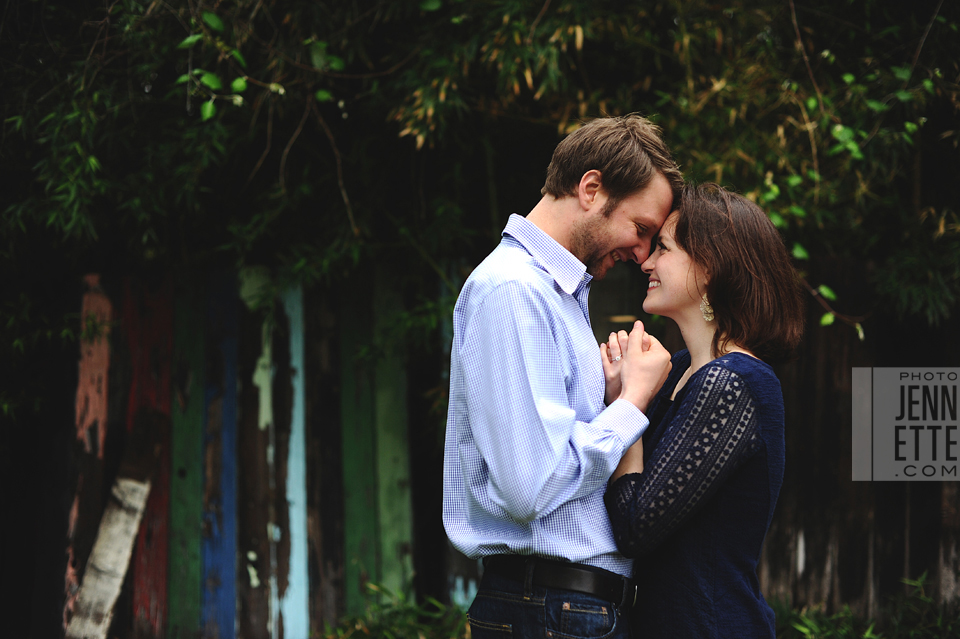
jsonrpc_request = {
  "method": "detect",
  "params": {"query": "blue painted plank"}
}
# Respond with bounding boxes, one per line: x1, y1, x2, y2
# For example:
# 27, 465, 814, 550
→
201, 272, 239, 638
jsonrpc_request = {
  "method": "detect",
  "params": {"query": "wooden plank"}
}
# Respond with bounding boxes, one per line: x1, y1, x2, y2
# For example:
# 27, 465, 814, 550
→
339, 287, 379, 615
168, 275, 205, 637
201, 272, 239, 638
280, 287, 310, 636
123, 277, 173, 638
66, 409, 167, 639
373, 273, 414, 595
64, 275, 114, 628
304, 288, 345, 630
237, 268, 273, 638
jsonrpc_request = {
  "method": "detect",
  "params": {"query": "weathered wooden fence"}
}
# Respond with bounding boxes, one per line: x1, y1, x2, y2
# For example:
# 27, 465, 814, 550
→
46, 255, 960, 637
61, 269, 415, 638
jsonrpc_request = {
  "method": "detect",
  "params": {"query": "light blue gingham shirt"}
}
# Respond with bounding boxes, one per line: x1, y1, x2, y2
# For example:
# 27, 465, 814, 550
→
442, 214, 649, 577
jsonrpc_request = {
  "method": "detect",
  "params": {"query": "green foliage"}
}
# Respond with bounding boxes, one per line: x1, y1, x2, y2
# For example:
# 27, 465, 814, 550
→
321, 583, 468, 639
1, 0, 959, 415
774, 574, 960, 639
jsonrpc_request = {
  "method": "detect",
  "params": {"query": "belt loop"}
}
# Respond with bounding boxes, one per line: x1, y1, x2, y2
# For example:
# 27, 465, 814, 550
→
523, 557, 536, 596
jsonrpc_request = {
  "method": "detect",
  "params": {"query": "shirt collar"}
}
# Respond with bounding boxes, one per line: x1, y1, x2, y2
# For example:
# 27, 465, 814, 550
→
502, 214, 591, 295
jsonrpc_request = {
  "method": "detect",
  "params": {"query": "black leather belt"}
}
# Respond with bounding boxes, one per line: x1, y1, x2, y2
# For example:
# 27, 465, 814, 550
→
483, 555, 637, 610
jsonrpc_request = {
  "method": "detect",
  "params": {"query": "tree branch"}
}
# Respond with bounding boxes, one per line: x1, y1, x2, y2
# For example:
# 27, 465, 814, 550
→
279, 96, 312, 194
311, 102, 359, 237
788, 0, 826, 119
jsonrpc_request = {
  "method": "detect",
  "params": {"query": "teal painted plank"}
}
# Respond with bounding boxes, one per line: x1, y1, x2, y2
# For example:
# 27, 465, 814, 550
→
169, 276, 205, 637
280, 286, 309, 637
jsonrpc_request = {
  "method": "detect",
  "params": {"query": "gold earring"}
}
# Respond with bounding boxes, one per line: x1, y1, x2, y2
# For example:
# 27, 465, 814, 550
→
700, 294, 714, 322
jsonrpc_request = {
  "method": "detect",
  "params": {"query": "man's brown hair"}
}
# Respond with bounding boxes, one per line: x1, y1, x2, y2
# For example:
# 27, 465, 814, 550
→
542, 114, 683, 211
673, 183, 805, 363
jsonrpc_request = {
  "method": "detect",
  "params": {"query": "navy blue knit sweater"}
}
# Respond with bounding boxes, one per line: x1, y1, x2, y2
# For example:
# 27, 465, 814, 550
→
604, 350, 784, 639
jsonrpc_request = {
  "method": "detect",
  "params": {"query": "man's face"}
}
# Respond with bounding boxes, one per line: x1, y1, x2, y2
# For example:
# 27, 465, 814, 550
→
570, 173, 674, 280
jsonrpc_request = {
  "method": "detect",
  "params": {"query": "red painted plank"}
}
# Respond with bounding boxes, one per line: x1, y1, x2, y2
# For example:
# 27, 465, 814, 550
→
122, 278, 173, 638
64, 274, 114, 628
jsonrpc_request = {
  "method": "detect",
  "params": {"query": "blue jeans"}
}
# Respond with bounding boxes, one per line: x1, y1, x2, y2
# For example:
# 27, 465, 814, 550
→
468, 570, 630, 639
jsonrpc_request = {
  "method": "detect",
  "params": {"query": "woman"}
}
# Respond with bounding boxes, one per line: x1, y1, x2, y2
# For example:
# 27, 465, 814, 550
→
600, 183, 804, 638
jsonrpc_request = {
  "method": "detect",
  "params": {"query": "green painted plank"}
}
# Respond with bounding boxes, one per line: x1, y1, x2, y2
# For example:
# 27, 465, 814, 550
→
373, 273, 414, 597
168, 275, 205, 637
340, 288, 380, 615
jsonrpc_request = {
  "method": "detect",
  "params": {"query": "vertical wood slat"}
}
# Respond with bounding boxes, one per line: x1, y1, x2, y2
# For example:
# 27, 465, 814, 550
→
340, 288, 379, 616
168, 276, 205, 637
280, 287, 310, 637
238, 268, 272, 637
124, 278, 173, 638
305, 290, 345, 630
65, 275, 114, 627
201, 272, 239, 638
373, 274, 414, 595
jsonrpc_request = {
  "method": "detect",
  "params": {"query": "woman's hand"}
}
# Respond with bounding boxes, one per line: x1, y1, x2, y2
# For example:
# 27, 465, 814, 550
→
618, 321, 672, 413
601, 330, 629, 404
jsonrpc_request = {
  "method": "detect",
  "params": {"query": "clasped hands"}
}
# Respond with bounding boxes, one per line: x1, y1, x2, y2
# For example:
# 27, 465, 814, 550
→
600, 321, 672, 414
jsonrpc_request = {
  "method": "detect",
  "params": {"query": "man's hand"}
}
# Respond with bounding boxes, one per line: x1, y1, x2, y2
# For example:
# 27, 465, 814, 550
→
616, 321, 672, 413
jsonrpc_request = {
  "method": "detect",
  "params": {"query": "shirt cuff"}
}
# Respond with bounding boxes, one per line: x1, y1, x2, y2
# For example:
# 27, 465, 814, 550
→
599, 398, 649, 448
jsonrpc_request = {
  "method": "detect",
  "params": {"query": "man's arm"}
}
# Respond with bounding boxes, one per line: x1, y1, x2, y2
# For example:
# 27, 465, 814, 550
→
458, 281, 666, 523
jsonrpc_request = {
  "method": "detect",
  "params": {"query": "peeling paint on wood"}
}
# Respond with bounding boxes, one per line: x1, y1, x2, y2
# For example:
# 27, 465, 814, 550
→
281, 287, 309, 638
168, 277, 205, 637
201, 272, 239, 639
65, 275, 115, 629
75, 274, 112, 458
65, 478, 152, 639
123, 278, 173, 638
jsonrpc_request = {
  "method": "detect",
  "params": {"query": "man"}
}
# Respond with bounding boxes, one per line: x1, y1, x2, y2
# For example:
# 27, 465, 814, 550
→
442, 115, 683, 638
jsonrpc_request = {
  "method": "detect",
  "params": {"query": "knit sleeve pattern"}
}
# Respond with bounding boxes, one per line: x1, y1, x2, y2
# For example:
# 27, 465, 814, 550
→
604, 363, 763, 558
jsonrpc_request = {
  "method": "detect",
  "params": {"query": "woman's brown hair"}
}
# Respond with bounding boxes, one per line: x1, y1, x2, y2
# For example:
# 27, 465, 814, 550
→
673, 183, 805, 363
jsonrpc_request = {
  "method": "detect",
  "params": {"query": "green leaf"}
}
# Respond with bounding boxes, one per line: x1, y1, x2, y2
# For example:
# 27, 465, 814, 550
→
831, 124, 854, 142
904, 121, 918, 133
231, 77, 248, 93
87, 156, 101, 172
786, 175, 803, 187
327, 55, 345, 71
792, 243, 809, 260
769, 212, 785, 228
922, 79, 934, 93
865, 99, 889, 113
315, 89, 334, 102
231, 50, 248, 69
420, 0, 441, 10
806, 96, 817, 111
177, 34, 203, 49
175, 74, 190, 85
201, 99, 216, 121
788, 205, 807, 218
856, 323, 865, 341
842, 73, 855, 85
820, 312, 835, 326
895, 90, 913, 102
200, 72, 223, 90
891, 65, 911, 81
202, 11, 224, 32
817, 284, 837, 301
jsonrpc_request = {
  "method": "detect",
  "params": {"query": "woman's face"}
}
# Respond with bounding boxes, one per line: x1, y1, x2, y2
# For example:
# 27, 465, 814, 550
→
640, 212, 708, 321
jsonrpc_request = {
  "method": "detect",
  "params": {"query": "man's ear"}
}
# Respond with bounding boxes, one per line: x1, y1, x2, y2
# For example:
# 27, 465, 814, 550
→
577, 170, 604, 210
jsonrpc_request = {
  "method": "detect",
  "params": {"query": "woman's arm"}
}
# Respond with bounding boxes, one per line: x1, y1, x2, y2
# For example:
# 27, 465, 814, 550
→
603, 364, 763, 558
